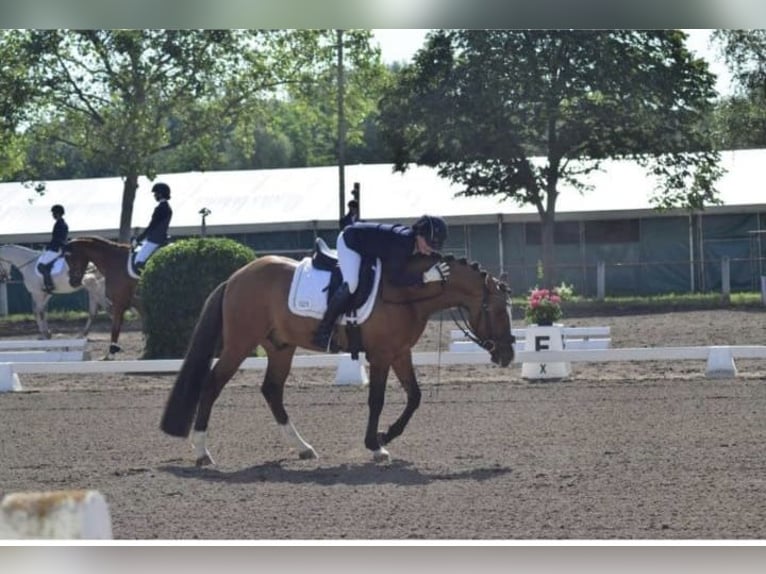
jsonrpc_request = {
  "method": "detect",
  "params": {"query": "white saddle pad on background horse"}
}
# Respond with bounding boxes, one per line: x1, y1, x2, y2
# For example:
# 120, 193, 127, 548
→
34, 256, 67, 280
288, 257, 382, 323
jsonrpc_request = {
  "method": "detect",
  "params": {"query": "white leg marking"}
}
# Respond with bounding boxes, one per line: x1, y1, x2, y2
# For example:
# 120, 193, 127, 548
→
373, 446, 391, 463
191, 430, 215, 466
279, 421, 318, 459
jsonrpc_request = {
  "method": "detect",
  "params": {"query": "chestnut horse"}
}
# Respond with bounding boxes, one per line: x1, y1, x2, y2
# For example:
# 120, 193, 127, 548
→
160, 252, 515, 466
65, 236, 140, 359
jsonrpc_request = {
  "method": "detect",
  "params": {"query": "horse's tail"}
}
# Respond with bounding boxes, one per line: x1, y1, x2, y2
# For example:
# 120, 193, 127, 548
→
160, 281, 227, 438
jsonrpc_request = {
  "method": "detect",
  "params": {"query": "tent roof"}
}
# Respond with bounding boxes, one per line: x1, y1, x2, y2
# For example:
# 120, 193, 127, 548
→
1, 149, 764, 243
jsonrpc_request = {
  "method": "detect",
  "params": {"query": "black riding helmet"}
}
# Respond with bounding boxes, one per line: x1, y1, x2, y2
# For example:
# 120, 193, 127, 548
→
51, 204, 65, 216
152, 182, 171, 199
413, 215, 448, 250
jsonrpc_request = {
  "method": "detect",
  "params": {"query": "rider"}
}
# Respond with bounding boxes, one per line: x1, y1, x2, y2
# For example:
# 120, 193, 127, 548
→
37, 204, 69, 293
339, 199, 360, 230
312, 214, 450, 351
132, 182, 173, 273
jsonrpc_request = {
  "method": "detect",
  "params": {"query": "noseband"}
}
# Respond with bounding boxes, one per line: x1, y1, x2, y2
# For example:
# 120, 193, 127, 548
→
450, 278, 515, 354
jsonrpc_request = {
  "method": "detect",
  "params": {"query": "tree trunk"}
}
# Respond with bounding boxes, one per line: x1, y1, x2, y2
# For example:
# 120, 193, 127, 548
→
540, 212, 556, 288
119, 173, 139, 242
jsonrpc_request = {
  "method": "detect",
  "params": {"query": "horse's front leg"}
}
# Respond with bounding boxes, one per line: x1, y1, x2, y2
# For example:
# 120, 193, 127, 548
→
365, 361, 392, 463
378, 352, 422, 448
259, 345, 318, 461
104, 306, 125, 360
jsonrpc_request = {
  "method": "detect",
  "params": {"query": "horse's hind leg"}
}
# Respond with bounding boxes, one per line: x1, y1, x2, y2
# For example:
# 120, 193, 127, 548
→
32, 296, 51, 339
261, 345, 317, 460
78, 299, 96, 338
190, 344, 252, 467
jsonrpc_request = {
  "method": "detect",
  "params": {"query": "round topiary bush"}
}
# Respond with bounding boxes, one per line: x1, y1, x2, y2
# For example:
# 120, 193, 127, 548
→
140, 237, 256, 359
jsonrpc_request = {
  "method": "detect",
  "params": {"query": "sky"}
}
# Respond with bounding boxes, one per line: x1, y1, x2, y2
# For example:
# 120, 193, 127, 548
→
372, 29, 734, 96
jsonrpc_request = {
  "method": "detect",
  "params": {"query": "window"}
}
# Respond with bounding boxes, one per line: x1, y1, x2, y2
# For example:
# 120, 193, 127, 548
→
525, 221, 580, 245
584, 219, 640, 244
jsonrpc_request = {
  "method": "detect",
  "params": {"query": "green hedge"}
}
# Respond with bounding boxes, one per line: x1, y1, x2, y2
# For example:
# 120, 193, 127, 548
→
140, 237, 255, 359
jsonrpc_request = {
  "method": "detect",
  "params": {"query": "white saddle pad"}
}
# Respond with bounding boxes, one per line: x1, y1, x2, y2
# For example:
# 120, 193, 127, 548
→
34, 256, 67, 279
287, 257, 382, 323
124, 242, 146, 279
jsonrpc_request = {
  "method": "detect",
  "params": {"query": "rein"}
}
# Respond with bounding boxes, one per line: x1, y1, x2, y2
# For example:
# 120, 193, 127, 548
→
0, 254, 38, 282
378, 258, 514, 353
0, 255, 38, 271
379, 284, 445, 305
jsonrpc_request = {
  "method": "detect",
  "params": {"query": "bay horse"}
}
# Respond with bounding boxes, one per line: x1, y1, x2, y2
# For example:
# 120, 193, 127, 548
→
64, 236, 140, 359
0, 243, 109, 339
160, 252, 515, 466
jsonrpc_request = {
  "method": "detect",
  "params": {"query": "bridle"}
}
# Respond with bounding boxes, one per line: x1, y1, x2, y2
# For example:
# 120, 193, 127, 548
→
450, 275, 515, 354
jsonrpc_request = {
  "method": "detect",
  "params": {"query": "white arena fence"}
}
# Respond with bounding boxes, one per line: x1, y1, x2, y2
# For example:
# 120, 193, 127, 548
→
449, 326, 612, 352
3, 340, 766, 392
0, 338, 90, 362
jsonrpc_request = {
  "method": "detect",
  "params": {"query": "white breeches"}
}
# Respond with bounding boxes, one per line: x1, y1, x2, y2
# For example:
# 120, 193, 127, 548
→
336, 233, 361, 293
134, 240, 160, 264
38, 250, 61, 265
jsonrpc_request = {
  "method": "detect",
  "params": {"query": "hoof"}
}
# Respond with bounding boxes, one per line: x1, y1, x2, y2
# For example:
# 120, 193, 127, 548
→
195, 453, 215, 467
299, 448, 318, 460
373, 447, 390, 463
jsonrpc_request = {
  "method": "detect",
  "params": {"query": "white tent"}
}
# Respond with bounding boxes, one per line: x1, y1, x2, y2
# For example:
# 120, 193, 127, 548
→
1, 150, 764, 244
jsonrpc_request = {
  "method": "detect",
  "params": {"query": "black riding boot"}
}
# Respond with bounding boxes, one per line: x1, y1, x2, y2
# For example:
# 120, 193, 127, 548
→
313, 282, 352, 352
38, 263, 54, 293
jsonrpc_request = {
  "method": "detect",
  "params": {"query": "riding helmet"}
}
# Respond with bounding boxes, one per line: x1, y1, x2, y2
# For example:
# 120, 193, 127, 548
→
151, 182, 171, 199
51, 204, 65, 216
413, 215, 448, 250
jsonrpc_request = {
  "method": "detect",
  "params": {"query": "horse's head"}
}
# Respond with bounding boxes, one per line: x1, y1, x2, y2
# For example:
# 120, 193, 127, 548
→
64, 240, 89, 288
442, 256, 515, 367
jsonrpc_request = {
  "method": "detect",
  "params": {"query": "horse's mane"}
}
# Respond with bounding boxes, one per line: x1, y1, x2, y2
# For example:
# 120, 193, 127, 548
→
430, 253, 511, 294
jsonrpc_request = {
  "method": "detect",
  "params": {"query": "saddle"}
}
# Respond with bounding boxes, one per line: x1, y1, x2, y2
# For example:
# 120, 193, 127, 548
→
34, 255, 67, 282
288, 238, 382, 358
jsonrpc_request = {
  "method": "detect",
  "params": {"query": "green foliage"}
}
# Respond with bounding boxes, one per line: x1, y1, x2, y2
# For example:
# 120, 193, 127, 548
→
711, 95, 766, 150
5, 30, 371, 238
140, 237, 255, 359
709, 30, 766, 150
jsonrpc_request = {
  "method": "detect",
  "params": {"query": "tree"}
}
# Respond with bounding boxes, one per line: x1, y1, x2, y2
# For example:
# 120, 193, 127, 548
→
711, 30, 766, 149
6, 30, 317, 240
378, 30, 723, 284
274, 30, 391, 167
0, 31, 36, 177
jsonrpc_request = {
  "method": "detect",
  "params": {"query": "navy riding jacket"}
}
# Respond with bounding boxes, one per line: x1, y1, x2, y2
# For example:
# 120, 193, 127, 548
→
47, 218, 69, 251
138, 200, 172, 244
340, 222, 423, 287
